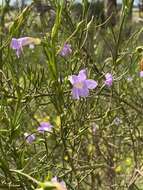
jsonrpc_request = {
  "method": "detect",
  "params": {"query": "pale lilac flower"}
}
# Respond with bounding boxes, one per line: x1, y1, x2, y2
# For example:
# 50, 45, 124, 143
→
24, 133, 35, 143
140, 71, 143, 77
51, 177, 67, 190
10, 37, 40, 57
104, 73, 113, 87
11, 38, 25, 57
69, 69, 98, 99
37, 122, 53, 133
60, 43, 72, 57
113, 117, 122, 126
92, 123, 97, 133
51, 176, 58, 183
127, 76, 133, 82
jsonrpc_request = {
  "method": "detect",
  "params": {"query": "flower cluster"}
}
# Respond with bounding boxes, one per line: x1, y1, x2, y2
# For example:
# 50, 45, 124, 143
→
10, 37, 142, 103
24, 122, 53, 144
69, 69, 114, 99
10, 38, 115, 97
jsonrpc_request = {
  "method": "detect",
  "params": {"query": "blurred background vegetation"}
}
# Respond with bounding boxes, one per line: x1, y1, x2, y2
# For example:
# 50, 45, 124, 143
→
1, 0, 143, 190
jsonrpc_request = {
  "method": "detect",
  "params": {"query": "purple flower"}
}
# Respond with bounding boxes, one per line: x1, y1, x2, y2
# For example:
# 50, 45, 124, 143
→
60, 43, 72, 57
113, 117, 122, 126
51, 176, 58, 183
92, 123, 97, 134
127, 76, 133, 82
10, 37, 41, 57
140, 71, 143, 77
69, 69, 98, 99
24, 133, 35, 143
104, 73, 113, 87
51, 177, 67, 190
37, 122, 53, 133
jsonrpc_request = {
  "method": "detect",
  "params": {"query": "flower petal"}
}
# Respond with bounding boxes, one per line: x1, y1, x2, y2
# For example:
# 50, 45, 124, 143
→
18, 37, 31, 47
16, 49, 22, 58
78, 87, 89, 97
69, 75, 79, 85
78, 69, 87, 81
18, 37, 41, 46
60, 43, 72, 57
38, 122, 53, 133
72, 87, 80, 99
140, 71, 143, 77
24, 133, 35, 143
51, 176, 58, 183
11, 38, 19, 49
85, 79, 98, 89
105, 73, 113, 87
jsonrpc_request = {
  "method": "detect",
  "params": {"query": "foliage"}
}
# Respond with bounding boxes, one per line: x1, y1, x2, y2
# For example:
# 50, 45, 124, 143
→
0, 0, 143, 190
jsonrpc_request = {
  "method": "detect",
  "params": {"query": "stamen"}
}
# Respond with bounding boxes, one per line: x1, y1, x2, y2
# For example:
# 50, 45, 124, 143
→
74, 82, 83, 89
